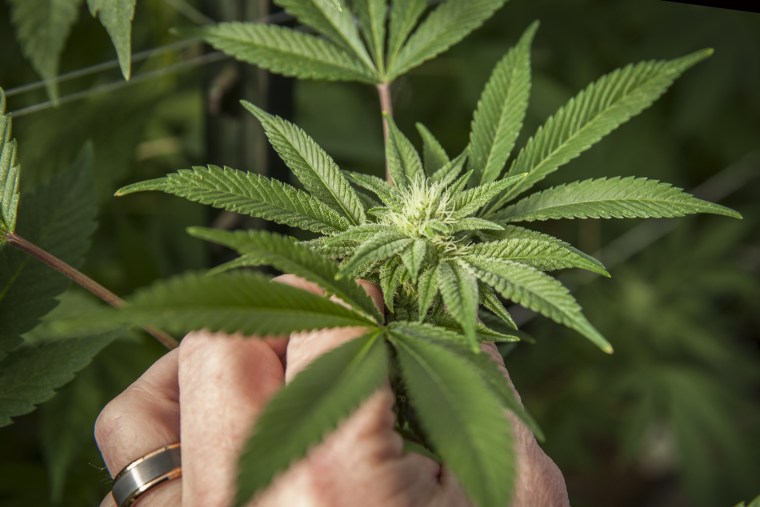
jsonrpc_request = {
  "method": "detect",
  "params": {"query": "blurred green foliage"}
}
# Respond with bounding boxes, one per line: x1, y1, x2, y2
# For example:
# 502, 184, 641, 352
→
0, 0, 758, 505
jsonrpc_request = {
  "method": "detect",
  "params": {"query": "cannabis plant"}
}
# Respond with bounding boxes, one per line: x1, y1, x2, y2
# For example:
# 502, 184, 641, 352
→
0, 1, 743, 506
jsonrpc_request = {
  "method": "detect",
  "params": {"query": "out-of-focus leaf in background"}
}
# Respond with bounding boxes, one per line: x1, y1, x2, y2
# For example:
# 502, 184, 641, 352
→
7, 0, 83, 101
507, 220, 760, 507
0, 0, 757, 505
0, 144, 97, 362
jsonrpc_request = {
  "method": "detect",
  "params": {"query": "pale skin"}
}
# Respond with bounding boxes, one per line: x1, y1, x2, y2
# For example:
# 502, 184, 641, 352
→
95, 276, 570, 507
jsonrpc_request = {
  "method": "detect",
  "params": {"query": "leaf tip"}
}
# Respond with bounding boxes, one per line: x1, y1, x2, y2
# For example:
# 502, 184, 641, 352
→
242, 100, 268, 122
704, 202, 742, 220
170, 25, 200, 38
678, 47, 715, 69
526, 19, 541, 37
727, 209, 743, 220
114, 185, 133, 197
115, 179, 165, 197
186, 226, 204, 238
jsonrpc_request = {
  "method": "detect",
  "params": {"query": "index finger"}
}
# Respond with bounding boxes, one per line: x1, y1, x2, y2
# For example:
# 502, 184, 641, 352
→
281, 276, 383, 382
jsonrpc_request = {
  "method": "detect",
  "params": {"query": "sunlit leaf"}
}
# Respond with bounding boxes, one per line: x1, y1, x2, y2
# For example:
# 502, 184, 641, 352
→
117, 165, 351, 235
495, 177, 742, 222
57, 271, 374, 337
493, 49, 713, 208
436, 259, 479, 350
388, 0, 509, 80
0, 89, 20, 239
244, 101, 366, 225
465, 257, 612, 352
199, 22, 377, 83
469, 22, 537, 184
188, 227, 382, 321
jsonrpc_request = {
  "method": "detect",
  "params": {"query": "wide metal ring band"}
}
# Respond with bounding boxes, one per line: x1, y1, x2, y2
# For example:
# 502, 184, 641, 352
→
112, 443, 182, 507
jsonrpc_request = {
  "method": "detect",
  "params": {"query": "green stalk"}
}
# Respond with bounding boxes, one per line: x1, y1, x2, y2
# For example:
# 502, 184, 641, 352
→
5, 232, 178, 350
377, 82, 394, 183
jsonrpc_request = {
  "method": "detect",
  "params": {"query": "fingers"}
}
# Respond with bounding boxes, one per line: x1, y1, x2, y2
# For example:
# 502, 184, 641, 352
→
481, 342, 523, 402
273, 279, 448, 504
282, 277, 399, 457
178, 331, 285, 507
94, 349, 182, 506
178, 274, 365, 506
284, 277, 384, 382
481, 342, 570, 507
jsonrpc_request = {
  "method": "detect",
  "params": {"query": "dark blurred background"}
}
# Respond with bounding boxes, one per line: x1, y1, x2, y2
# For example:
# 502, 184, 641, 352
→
0, 0, 758, 505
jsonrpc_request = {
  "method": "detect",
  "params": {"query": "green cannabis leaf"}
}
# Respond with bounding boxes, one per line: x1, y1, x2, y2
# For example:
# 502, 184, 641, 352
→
0, 89, 20, 241
391, 331, 515, 507
117, 165, 352, 235
416, 122, 450, 175
494, 176, 742, 223
352, 0, 388, 73
275, 0, 375, 71
58, 271, 376, 338
0, 293, 121, 427
7, 0, 82, 101
86, 0, 136, 80
468, 22, 537, 184
198, 22, 378, 83
186, 227, 383, 321
0, 144, 97, 361
235, 330, 388, 506
490, 49, 714, 209
242, 101, 366, 225
197, 0, 510, 84
461, 229, 610, 277
0, 331, 118, 427
385, 0, 510, 80
114, 6, 743, 506
7, 0, 136, 99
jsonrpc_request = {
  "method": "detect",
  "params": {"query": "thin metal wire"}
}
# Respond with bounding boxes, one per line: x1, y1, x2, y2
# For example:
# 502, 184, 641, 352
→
5, 11, 293, 100
11, 51, 229, 118
161, 0, 215, 25
5, 39, 200, 97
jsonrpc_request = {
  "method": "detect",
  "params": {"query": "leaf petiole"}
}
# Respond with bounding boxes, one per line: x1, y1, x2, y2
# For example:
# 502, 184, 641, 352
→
4, 232, 177, 349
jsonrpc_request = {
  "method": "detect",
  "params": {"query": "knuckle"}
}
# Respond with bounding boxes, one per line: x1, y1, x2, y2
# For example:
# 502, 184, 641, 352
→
356, 279, 383, 308
178, 330, 207, 359
94, 396, 127, 447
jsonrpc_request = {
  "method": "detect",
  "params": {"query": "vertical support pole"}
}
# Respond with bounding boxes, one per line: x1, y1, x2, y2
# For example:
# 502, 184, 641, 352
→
200, 0, 295, 237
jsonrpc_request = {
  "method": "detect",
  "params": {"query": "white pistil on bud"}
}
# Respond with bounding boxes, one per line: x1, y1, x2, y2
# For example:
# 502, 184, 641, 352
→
380, 177, 458, 250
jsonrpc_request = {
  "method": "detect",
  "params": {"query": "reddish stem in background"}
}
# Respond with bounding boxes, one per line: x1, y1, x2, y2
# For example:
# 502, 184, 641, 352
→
6, 232, 178, 350
377, 82, 394, 183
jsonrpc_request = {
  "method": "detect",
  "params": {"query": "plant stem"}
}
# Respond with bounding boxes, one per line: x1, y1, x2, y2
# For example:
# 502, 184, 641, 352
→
6, 232, 178, 350
376, 82, 394, 183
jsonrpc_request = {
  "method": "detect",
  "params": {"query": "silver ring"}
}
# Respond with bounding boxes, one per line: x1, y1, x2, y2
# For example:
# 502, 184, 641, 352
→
112, 443, 182, 507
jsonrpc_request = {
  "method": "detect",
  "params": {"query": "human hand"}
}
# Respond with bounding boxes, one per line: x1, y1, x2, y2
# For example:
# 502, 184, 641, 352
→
95, 276, 569, 507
